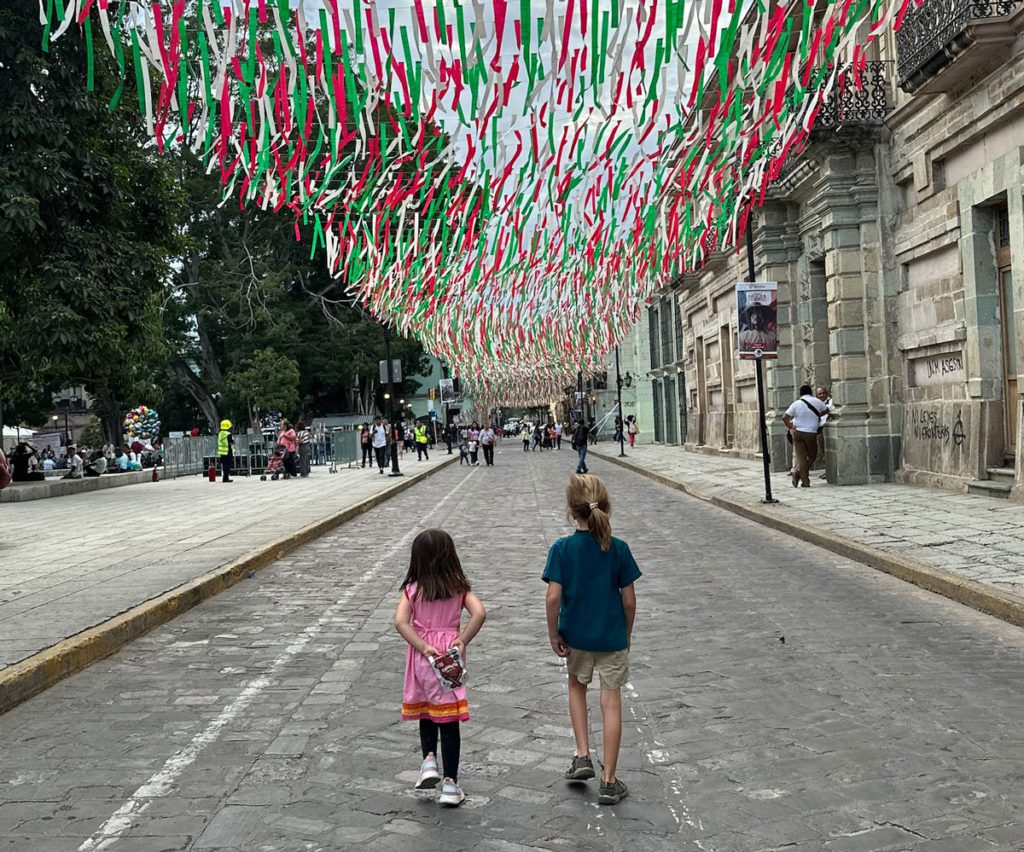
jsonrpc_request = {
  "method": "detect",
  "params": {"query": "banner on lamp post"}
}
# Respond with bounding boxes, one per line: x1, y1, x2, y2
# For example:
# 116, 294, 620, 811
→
736, 282, 779, 360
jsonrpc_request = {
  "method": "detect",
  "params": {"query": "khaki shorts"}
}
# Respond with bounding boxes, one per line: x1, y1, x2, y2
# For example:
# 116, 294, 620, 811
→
567, 648, 630, 690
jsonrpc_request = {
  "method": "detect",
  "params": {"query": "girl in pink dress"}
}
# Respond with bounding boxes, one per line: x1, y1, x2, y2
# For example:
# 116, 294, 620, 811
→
395, 529, 486, 806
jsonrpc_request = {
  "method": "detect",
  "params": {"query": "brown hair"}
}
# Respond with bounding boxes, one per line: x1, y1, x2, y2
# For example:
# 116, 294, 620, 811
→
566, 474, 612, 551
402, 529, 471, 602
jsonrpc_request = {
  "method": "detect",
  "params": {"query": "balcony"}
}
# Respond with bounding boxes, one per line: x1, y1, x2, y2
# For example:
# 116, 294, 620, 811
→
897, 0, 1023, 94
773, 61, 891, 183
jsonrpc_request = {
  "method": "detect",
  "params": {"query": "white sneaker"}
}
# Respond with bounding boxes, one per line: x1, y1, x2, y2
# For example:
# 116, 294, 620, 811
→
438, 777, 465, 806
415, 756, 441, 789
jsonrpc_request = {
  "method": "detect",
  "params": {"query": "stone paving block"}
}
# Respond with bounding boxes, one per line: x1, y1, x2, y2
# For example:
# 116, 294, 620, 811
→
3, 453, 1024, 850
192, 805, 262, 848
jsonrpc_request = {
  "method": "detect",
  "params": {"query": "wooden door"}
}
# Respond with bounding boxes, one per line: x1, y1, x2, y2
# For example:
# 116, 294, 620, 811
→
720, 325, 734, 448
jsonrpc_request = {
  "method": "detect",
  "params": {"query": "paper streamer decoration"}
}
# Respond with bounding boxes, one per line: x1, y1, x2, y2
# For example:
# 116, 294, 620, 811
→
42, 0, 917, 403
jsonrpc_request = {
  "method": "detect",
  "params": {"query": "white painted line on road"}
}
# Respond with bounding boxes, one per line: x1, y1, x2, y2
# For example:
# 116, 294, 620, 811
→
79, 467, 478, 852
625, 681, 712, 850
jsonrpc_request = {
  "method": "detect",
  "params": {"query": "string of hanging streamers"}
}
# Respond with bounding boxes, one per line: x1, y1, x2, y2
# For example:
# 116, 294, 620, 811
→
42, 0, 917, 402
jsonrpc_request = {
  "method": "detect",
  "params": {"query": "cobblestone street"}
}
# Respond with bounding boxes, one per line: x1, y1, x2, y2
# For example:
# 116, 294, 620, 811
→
2, 446, 1023, 851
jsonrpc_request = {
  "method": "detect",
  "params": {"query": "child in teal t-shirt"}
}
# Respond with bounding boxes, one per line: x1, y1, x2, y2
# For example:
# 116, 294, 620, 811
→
542, 474, 641, 806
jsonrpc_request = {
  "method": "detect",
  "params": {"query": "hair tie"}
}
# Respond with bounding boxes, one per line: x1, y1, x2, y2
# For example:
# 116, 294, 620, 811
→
589, 502, 599, 510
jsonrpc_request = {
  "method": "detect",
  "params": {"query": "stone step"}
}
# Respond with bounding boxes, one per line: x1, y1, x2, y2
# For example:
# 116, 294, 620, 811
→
986, 467, 1016, 485
967, 479, 1012, 499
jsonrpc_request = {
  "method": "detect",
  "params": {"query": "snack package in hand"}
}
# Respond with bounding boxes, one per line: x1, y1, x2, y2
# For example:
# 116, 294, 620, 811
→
429, 646, 467, 690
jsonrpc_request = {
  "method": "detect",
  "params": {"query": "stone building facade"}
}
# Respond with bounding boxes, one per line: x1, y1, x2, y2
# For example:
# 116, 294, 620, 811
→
635, 0, 1024, 499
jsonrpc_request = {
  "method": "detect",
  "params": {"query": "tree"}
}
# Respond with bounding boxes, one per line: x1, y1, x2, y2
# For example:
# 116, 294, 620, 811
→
0, 0, 182, 440
164, 151, 428, 430
227, 348, 300, 432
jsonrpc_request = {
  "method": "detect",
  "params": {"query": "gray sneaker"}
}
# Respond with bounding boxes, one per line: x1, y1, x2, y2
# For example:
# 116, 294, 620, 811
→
564, 754, 595, 781
598, 778, 628, 805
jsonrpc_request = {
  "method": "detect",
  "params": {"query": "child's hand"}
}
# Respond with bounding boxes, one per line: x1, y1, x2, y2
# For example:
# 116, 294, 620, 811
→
550, 635, 569, 657
422, 644, 441, 658
453, 639, 466, 658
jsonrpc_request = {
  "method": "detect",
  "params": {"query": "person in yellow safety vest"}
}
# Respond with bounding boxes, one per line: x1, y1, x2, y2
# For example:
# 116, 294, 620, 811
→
218, 419, 234, 482
414, 421, 430, 461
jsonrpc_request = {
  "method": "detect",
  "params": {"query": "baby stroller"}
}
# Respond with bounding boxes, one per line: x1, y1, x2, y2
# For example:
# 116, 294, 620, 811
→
260, 444, 288, 481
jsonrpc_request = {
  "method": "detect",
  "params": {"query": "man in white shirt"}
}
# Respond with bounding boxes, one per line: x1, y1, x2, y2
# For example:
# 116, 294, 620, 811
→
554, 421, 563, 450
782, 385, 827, 488
62, 447, 84, 480
371, 417, 389, 474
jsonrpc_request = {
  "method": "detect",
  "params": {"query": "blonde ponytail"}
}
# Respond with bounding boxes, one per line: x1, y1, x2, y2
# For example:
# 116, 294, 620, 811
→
566, 474, 612, 551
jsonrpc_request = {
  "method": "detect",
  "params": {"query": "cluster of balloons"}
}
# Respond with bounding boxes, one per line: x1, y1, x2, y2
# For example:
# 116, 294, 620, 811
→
124, 405, 160, 443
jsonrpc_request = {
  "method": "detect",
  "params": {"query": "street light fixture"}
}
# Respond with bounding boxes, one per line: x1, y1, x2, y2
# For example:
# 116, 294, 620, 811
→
382, 326, 402, 477
614, 345, 627, 457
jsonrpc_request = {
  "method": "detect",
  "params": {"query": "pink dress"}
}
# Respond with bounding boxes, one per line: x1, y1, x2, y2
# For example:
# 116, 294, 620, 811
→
401, 583, 469, 723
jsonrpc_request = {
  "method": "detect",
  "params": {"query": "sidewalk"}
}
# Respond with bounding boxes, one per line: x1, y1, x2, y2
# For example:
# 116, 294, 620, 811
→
593, 444, 1024, 622
0, 453, 455, 705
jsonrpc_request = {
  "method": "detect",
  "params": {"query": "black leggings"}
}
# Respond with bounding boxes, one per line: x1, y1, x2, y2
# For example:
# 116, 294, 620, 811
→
361, 445, 373, 466
419, 720, 460, 782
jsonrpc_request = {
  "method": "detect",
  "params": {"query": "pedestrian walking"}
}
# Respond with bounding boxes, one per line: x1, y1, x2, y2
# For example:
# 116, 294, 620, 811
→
395, 529, 487, 807
479, 425, 496, 466
468, 423, 481, 466
543, 474, 641, 806
415, 420, 430, 461
782, 384, 827, 488
627, 416, 638, 448
571, 421, 590, 474
371, 416, 389, 474
217, 419, 234, 482
360, 423, 373, 468
554, 421, 563, 450
521, 424, 531, 452
296, 421, 313, 477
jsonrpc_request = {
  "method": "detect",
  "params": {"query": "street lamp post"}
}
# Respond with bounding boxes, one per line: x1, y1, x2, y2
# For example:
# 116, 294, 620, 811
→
383, 326, 402, 477
745, 214, 777, 504
614, 345, 627, 457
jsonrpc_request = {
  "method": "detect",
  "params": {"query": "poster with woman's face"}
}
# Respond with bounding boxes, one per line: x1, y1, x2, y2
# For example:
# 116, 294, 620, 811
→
736, 282, 779, 359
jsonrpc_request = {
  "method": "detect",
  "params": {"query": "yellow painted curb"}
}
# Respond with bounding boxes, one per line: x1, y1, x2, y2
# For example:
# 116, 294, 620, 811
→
594, 450, 1024, 630
0, 456, 458, 716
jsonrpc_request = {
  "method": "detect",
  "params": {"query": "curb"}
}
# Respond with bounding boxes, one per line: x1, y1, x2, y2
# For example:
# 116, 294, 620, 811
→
593, 450, 1024, 630
0, 456, 458, 717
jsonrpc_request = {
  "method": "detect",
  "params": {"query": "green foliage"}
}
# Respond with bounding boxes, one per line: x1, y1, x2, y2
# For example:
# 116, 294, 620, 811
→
0, 0, 182, 433
77, 417, 104, 449
227, 348, 300, 423
0, 4, 430, 434
165, 149, 428, 428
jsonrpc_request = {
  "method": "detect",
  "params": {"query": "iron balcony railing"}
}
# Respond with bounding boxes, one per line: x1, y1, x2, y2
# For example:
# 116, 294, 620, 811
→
773, 61, 891, 182
896, 0, 1022, 90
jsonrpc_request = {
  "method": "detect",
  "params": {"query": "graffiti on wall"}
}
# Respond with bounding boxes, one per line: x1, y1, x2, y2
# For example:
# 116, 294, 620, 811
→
910, 409, 966, 447
911, 352, 966, 387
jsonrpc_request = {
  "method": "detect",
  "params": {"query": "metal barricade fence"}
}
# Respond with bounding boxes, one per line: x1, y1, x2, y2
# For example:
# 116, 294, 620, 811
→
163, 434, 275, 479
328, 427, 359, 472
164, 429, 360, 478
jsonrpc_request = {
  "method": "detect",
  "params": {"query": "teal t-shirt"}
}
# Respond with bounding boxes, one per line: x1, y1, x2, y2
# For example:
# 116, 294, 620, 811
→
542, 531, 642, 652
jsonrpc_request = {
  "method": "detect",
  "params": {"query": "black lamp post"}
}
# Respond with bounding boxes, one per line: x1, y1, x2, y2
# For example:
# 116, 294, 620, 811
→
383, 326, 402, 477
614, 345, 627, 457
745, 214, 776, 504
